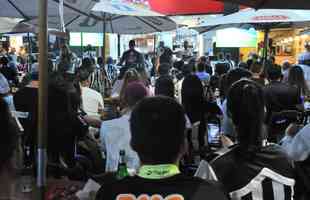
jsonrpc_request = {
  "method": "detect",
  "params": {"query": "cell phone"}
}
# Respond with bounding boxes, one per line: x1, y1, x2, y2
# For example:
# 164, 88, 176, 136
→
208, 123, 222, 147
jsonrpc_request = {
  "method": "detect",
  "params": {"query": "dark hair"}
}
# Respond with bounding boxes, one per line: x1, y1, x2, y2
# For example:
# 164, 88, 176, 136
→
130, 97, 186, 164
227, 79, 264, 149
182, 64, 193, 76
218, 53, 224, 60
225, 68, 252, 94
155, 76, 175, 98
0, 97, 17, 170
129, 40, 136, 47
158, 63, 171, 76
0, 56, 9, 66
97, 57, 104, 65
282, 61, 291, 71
182, 75, 204, 122
250, 62, 263, 74
81, 57, 95, 73
199, 56, 207, 63
174, 60, 184, 71
246, 59, 253, 70
267, 65, 282, 81
225, 54, 231, 60
197, 63, 205, 72
78, 68, 90, 82
288, 65, 309, 95
215, 62, 230, 76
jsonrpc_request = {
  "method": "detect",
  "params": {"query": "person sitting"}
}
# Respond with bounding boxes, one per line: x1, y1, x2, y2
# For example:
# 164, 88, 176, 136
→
250, 61, 265, 86
95, 82, 148, 172
0, 73, 15, 111
96, 96, 228, 200
196, 62, 210, 83
287, 65, 310, 98
264, 65, 302, 123
0, 97, 19, 199
206, 79, 296, 200
79, 69, 104, 117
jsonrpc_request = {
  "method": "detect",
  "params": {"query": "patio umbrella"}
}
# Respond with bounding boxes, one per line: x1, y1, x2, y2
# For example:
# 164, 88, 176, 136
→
0, 0, 97, 30
194, 8, 310, 62
0, 17, 23, 33
26, 0, 177, 34
215, 0, 310, 10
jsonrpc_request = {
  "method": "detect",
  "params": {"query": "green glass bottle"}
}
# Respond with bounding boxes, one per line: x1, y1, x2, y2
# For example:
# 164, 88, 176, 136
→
116, 150, 129, 180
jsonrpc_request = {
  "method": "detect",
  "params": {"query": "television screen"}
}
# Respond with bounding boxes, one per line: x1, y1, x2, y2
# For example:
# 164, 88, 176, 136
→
216, 28, 257, 48
82, 33, 104, 47
69, 32, 82, 47
70, 32, 104, 47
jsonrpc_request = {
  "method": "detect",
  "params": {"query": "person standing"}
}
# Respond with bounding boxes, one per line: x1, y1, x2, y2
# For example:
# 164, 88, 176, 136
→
157, 41, 173, 65
119, 40, 145, 69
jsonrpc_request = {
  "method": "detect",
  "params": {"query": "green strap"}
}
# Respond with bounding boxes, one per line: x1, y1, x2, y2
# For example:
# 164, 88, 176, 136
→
138, 164, 180, 179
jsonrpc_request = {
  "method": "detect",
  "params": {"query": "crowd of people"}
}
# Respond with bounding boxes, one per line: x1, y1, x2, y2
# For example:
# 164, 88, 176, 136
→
1, 40, 310, 199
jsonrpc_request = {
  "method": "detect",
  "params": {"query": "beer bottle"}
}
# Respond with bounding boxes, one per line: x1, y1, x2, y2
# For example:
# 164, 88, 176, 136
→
116, 150, 129, 180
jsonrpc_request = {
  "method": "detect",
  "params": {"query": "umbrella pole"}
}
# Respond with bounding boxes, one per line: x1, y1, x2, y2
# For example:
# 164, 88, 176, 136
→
103, 13, 107, 63
263, 28, 270, 65
27, 32, 32, 72
37, 0, 48, 199
117, 34, 121, 58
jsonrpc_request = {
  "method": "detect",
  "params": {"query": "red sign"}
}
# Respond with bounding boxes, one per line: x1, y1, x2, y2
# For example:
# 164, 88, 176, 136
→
252, 15, 290, 21
147, 0, 224, 15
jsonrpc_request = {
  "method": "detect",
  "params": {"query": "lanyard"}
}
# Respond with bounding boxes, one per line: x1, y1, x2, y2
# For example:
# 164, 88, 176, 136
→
138, 164, 180, 179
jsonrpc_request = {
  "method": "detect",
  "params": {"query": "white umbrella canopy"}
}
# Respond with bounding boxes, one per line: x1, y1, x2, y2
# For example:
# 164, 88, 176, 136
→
194, 8, 310, 61
0, 17, 23, 33
215, 0, 310, 10
64, 14, 177, 34
194, 8, 310, 33
0, 0, 98, 30
1, 0, 176, 35
59, 0, 176, 34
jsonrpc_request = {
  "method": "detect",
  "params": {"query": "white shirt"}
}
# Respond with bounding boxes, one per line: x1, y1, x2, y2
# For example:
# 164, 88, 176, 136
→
81, 87, 104, 117
281, 124, 310, 162
100, 112, 140, 172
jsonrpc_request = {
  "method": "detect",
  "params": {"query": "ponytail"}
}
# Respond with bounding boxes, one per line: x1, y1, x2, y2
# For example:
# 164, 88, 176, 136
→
227, 79, 264, 150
